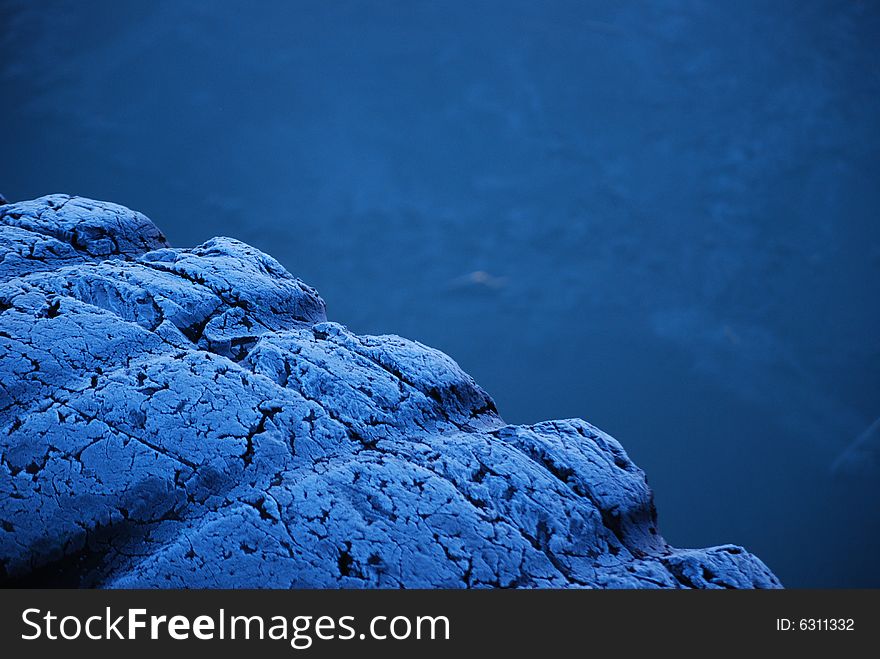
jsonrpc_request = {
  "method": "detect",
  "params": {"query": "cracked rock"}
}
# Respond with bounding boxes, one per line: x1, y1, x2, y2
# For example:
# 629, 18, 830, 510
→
0, 194, 782, 588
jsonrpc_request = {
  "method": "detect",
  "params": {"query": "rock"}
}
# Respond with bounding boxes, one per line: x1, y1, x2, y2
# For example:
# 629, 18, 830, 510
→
0, 195, 782, 588
833, 416, 880, 479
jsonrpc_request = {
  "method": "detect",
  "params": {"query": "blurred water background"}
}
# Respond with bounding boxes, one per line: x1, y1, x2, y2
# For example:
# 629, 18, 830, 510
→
1, 0, 878, 587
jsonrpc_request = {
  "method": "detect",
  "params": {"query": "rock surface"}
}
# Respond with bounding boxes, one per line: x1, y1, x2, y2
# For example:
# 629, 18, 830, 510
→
0, 195, 781, 588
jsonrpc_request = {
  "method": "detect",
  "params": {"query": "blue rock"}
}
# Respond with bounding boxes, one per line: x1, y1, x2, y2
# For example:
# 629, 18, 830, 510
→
0, 195, 781, 588
833, 416, 880, 480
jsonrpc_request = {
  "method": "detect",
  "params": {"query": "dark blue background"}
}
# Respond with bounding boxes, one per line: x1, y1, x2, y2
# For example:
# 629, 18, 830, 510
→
2, 0, 878, 587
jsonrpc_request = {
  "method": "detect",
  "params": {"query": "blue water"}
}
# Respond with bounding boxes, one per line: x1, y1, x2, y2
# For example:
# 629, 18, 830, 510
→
2, 0, 878, 587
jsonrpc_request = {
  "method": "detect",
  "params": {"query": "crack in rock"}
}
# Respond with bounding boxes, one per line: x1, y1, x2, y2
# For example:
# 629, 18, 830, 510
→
0, 195, 782, 588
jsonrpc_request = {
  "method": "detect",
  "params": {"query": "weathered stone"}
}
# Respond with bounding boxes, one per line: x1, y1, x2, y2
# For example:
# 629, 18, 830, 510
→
0, 195, 781, 588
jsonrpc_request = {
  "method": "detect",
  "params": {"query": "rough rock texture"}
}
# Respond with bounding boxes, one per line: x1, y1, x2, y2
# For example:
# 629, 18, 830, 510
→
0, 195, 781, 588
